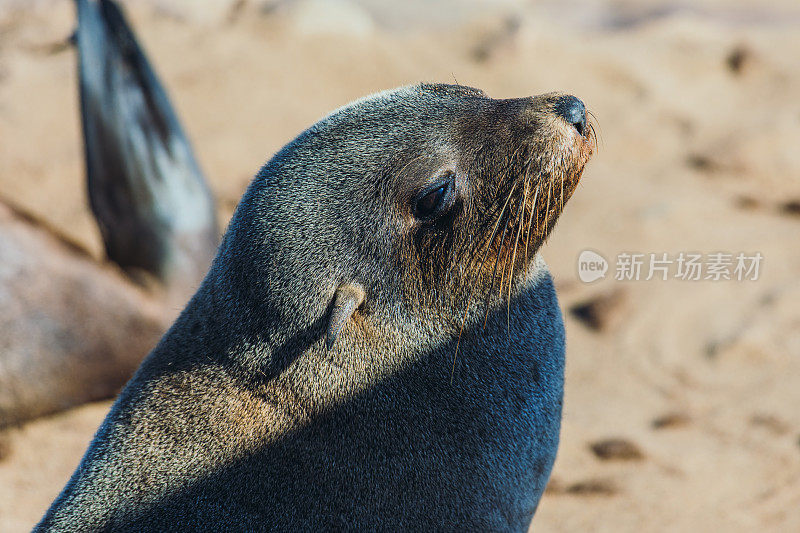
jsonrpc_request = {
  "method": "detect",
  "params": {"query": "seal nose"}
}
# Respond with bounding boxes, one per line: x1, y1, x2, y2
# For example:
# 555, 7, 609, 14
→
555, 95, 586, 136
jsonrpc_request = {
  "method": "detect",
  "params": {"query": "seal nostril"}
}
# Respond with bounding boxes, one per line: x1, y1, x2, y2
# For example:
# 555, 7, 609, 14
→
555, 95, 587, 136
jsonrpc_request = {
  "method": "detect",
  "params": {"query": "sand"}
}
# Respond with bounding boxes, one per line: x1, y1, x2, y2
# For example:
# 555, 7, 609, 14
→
1, 0, 799, 530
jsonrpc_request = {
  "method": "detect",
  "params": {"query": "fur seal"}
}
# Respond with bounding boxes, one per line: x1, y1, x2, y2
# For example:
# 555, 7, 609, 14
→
0, 200, 168, 428
0, 0, 216, 427
38, 83, 593, 531
75, 0, 218, 294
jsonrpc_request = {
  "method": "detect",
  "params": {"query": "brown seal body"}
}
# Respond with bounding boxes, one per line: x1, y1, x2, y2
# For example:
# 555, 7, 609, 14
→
38, 83, 593, 531
0, 201, 168, 428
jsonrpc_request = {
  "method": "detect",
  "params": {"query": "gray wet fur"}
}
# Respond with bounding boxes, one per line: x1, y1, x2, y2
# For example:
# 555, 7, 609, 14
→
75, 0, 218, 290
37, 83, 590, 531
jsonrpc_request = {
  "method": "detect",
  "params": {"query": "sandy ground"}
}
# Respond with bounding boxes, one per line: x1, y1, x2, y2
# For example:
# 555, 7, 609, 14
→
1, 0, 799, 530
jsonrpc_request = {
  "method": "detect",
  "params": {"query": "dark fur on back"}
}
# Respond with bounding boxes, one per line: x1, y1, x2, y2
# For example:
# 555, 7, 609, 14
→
38, 83, 593, 532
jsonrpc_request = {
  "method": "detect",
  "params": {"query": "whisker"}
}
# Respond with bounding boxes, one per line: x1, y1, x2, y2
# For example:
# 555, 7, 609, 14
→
450, 297, 471, 384
506, 180, 528, 334
451, 179, 518, 381
586, 110, 603, 149
589, 122, 599, 152
447, 169, 519, 281
465, 179, 518, 279
483, 208, 512, 329
543, 177, 553, 234
525, 181, 540, 259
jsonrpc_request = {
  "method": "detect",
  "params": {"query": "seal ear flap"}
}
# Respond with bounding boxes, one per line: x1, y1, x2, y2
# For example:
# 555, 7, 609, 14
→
326, 284, 366, 350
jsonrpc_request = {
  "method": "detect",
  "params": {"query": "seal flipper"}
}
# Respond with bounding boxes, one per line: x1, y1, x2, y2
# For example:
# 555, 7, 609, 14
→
75, 0, 218, 293
326, 284, 365, 349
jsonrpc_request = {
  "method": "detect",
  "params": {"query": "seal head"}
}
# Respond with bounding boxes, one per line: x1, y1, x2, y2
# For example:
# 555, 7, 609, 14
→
39, 84, 594, 532
220, 84, 593, 360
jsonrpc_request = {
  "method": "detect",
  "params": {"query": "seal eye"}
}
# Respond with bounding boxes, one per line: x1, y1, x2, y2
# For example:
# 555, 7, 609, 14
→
413, 182, 451, 220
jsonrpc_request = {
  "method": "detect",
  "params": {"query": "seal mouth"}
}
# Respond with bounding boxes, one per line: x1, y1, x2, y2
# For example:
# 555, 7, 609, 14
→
475, 110, 595, 295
